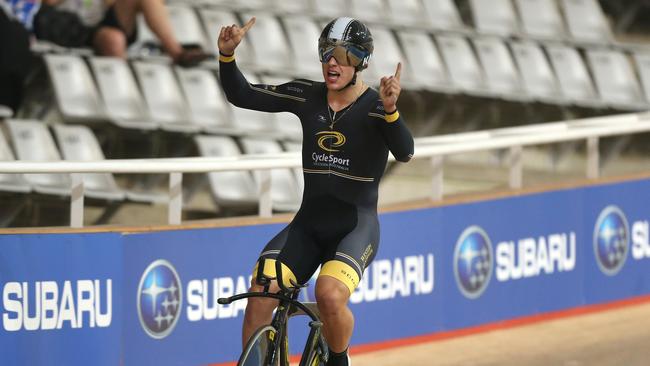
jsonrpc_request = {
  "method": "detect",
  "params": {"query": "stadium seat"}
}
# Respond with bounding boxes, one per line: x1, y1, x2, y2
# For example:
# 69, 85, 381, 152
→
88, 57, 157, 130
351, 0, 386, 23
436, 34, 490, 97
545, 44, 603, 107
0, 105, 12, 118
241, 13, 294, 74
396, 30, 454, 93
235, 0, 268, 10
472, 37, 527, 100
260, 76, 303, 141
282, 16, 323, 80
132, 61, 199, 133
198, 9, 256, 68
239, 137, 301, 212
52, 124, 125, 201
282, 140, 304, 197
230, 72, 283, 137
194, 135, 259, 208
510, 41, 564, 104
387, 0, 429, 27
469, 0, 520, 36
311, 0, 347, 18
631, 51, 650, 104
585, 49, 646, 110
44, 54, 105, 122
137, 5, 208, 50
421, 0, 468, 31
0, 127, 31, 193
514, 0, 567, 40
5, 119, 70, 196
364, 27, 413, 88
175, 67, 244, 135
558, 0, 613, 43
270, 0, 308, 14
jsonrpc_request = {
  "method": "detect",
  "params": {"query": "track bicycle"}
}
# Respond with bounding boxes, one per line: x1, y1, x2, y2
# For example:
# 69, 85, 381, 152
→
218, 259, 329, 366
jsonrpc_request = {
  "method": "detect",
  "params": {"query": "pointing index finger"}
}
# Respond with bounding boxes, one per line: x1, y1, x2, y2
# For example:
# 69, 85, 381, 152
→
241, 17, 256, 34
394, 62, 402, 81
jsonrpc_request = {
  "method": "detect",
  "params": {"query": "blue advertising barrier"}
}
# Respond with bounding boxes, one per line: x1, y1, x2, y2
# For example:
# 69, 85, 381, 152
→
2, 177, 650, 365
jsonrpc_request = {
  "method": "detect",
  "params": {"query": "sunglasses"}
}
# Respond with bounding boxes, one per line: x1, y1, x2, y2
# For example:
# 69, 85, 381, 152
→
318, 41, 370, 68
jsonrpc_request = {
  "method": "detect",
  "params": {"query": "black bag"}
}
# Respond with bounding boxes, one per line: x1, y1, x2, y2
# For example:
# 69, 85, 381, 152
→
32, 4, 95, 48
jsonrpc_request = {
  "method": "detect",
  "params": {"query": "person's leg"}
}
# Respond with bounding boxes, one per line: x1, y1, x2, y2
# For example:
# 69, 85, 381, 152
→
93, 26, 127, 57
315, 275, 354, 353
111, 0, 182, 58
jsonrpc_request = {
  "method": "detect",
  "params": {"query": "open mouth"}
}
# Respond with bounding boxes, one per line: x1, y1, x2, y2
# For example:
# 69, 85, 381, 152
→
326, 70, 340, 83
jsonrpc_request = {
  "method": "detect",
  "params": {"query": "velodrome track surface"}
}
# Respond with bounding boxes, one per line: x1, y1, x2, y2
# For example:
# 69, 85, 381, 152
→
349, 299, 650, 366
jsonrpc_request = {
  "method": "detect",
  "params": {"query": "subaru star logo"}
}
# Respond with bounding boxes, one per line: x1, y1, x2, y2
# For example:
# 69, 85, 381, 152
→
137, 259, 182, 339
593, 206, 629, 276
454, 226, 493, 299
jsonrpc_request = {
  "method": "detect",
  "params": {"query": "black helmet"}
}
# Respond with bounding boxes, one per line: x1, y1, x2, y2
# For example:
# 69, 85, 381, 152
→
318, 17, 373, 71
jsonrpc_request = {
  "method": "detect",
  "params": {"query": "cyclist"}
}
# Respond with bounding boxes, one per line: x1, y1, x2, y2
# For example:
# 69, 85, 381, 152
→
218, 16, 413, 366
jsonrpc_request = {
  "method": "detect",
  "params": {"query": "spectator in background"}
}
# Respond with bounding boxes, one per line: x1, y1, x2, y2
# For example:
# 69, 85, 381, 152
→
0, 2, 34, 113
3, 0, 207, 65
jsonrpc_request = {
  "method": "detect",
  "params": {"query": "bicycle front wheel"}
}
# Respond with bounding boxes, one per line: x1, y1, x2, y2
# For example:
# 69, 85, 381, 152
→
238, 325, 279, 366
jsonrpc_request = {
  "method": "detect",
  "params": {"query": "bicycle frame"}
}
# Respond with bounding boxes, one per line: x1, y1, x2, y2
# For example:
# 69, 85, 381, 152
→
218, 259, 328, 366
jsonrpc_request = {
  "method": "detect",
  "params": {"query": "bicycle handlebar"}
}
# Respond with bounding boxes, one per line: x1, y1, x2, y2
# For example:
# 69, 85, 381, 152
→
217, 292, 320, 321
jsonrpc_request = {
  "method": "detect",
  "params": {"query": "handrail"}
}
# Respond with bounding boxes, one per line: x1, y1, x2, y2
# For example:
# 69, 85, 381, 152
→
1, 112, 649, 227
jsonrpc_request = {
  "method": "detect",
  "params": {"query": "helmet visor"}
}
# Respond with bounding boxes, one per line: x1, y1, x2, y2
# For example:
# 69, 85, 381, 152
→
318, 41, 369, 68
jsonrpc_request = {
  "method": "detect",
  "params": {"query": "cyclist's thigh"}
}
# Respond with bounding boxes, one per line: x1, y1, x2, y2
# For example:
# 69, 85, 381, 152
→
254, 223, 323, 287
319, 211, 379, 293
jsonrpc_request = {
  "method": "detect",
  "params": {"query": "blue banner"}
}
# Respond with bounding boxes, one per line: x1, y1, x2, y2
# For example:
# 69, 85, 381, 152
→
2, 177, 650, 365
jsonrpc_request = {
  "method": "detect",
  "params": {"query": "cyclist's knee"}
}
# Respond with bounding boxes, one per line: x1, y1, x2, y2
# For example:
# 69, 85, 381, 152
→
315, 276, 350, 315
245, 282, 279, 314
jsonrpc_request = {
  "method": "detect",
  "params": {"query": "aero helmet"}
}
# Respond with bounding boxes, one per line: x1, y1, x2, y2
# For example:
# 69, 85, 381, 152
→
318, 17, 373, 72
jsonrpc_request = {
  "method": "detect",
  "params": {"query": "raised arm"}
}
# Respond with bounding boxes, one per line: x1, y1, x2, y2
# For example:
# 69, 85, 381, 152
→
218, 17, 304, 114
376, 63, 414, 162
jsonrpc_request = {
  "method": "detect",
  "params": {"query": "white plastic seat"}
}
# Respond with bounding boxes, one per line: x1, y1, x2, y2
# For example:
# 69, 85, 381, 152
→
396, 30, 454, 92
166, 5, 209, 49
422, 0, 467, 31
510, 41, 563, 103
5, 120, 70, 196
0, 105, 13, 118
364, 27, 411, 88
175, 67, 243, 135
241, 13, 293, 74
269, 0, 308, 14
240, 137, 301, 212
198, 9, 256, 68
632, 52, 650, 104
585, 49, 645, 109
469, 0, 520, 36
311, 0, 347, 18
52, 124, 125, 200
545, 44, 603, 107
194, 135, 259, 207
472, 37, 526, 99
132, 61, 199, 133
137, 5, 208, 50
436, 34, 490, 96
282, 141, 304, 197
387, 0, 429, 27
44, 54, 105, 122
559, 0, 613, 43
89, 57, 157, 130
282, 16, 322, 80
514, 0, 567, 40
0, 127, 30, 193
261, 76, 303, 141
351, 0, 386, 23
